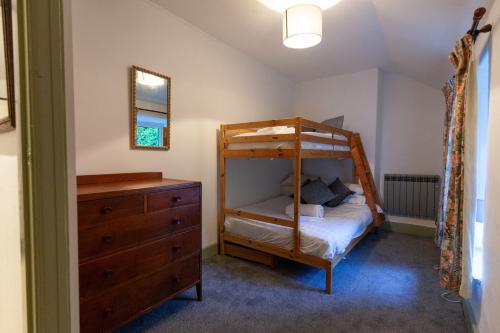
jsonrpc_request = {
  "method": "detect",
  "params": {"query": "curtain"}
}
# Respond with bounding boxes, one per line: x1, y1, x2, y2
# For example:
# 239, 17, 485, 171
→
460, 47, 478, 298
438, 34, 474, 293
436, 79, 455, 247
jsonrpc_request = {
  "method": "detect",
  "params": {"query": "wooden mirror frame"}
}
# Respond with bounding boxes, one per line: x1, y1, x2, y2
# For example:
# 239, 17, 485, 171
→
0, 0, 16, 132
130, 65, 171, 151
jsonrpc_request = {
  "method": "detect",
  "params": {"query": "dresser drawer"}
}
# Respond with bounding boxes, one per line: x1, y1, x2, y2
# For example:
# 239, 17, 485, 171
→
79, 204, 201, 260
80, 255, 200, 333
80, 228, 201, 300
78, 194, 144, 228
147, 186, 200, 212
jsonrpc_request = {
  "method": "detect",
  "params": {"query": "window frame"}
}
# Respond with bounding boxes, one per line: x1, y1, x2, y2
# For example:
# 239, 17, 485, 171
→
471, 38, 492, 283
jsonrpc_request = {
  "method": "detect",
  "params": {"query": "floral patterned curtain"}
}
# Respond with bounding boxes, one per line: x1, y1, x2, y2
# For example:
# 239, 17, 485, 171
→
438, 34, 473, 293
436, 79, 455, 247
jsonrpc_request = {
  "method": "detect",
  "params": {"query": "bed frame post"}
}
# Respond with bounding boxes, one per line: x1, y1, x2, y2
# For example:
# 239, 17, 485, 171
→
293, 117, 302, 257
326, 262, 333, 294
219, 125, 226, 256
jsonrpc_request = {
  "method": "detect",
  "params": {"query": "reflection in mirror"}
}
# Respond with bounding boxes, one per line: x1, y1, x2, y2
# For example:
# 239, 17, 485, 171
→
131, 66, 170, 150
0, 0, 15, 132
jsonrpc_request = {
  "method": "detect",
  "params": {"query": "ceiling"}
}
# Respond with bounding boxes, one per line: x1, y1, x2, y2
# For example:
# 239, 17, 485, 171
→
152, 0, 493, 88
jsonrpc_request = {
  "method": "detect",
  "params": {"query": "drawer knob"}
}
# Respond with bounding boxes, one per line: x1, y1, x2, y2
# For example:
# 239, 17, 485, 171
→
103, 269, 114, 278
100, 206, 113, 215
103, 307, 114, 318
172, 245, 182, 252
102, 235, 113, 243
172, 219, 182, 225
173, 196, 182, 203
172, 276, 181, 283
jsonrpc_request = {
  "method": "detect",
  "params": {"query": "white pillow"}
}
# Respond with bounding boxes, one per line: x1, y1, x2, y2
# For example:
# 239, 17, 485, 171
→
285, 203, 324, 218
346, 183, 364, 195
257, 126, 289, 134
342, 194, 366, 205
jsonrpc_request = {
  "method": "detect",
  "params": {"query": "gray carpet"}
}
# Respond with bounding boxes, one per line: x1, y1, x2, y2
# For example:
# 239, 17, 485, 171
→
117, 232, 466, 333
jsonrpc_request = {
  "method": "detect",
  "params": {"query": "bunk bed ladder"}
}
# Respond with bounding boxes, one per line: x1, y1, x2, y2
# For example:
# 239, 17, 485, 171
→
350, 133, 385, 227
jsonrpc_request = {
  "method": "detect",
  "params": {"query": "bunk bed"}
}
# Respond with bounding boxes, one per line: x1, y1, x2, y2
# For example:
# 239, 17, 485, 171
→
218, 117, 385, 294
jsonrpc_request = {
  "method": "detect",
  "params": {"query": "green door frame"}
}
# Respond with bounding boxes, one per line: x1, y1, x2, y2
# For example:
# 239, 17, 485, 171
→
19, 0, 73, 331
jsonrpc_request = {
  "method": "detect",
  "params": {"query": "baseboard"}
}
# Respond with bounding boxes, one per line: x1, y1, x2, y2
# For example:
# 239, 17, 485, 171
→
202, 243, 218, 259
462, 299, 478, 333
386, 215, 436, 228
381, 221, 436, 238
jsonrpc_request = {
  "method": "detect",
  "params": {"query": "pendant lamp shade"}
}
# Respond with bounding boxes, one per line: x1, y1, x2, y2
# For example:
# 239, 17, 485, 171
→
259, 0, 341, 13
282, 5, 323, 49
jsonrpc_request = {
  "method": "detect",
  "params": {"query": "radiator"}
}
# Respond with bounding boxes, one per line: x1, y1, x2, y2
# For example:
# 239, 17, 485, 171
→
384, 174, 441, 220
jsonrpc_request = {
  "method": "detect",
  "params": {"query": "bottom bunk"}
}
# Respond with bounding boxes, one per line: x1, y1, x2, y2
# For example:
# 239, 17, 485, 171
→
222, 195, 377, 294
225, 195, 372, 259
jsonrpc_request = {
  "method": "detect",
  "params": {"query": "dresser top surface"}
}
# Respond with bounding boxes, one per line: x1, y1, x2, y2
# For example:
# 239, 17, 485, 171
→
77, 173, 200, 201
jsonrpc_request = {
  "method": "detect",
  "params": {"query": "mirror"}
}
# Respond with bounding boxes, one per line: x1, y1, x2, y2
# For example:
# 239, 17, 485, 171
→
0, 0, 15, 132
131, 66, 171, 150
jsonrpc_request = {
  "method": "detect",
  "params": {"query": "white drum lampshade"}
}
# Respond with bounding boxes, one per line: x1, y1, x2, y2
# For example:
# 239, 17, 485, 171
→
282, 4, 323, 49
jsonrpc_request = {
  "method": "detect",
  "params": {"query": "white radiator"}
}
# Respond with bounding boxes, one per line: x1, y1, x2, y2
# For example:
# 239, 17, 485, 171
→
384, 174, 440, 220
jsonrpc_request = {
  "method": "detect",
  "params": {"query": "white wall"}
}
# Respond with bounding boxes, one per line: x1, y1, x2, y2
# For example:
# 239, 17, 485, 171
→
378, 73, 444, 227
72, 1, 447, 245
72, 0, 295, 249
0, 131, 23, 333
378, 72, 443, 184
294, 69, 444, 226
379, 72, 444, 204
294, 69, 381, 179
476, 2, 500, 332
0, 1, 25, 330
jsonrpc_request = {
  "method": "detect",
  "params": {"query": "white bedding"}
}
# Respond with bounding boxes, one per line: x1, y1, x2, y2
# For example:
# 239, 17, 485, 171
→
227, 127, 349, 151
224, 195, 373, 259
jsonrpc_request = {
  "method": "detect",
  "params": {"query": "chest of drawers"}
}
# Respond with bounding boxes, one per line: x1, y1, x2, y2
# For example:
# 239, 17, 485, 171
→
77, 172, 202, 333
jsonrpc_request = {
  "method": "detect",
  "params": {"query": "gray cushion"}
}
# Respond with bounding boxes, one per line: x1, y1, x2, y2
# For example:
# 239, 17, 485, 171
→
305, 116, 344, 133
322, 116, 344, 129
325, 178, 354, 207
300, 178, 336, 205
290, 179, 312, 204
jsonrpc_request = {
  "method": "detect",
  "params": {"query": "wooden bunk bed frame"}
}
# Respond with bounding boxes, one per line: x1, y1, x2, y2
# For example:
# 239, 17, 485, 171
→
218, 117, 385, 294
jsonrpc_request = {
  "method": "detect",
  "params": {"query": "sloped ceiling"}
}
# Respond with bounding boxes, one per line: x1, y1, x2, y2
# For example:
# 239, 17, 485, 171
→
152, 0, 493, 88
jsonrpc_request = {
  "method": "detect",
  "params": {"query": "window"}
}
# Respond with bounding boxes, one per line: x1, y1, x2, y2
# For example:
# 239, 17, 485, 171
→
472, 41, 491, 281
136, 126, 162, 147
135, 108, 167, 147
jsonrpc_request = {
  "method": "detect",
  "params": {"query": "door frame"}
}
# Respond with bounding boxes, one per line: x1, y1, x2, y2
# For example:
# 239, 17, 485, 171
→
19, 0, 74, 331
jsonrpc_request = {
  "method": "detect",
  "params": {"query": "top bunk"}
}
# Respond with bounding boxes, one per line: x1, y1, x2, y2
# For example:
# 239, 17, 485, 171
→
219, 117, 353, 159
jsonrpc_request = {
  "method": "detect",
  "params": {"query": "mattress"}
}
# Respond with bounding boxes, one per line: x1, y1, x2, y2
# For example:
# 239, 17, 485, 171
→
224, 196, 373, 259
227, 127, 349, 151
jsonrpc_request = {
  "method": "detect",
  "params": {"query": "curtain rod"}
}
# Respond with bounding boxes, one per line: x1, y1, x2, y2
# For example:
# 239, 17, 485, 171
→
468, 7, 492, 42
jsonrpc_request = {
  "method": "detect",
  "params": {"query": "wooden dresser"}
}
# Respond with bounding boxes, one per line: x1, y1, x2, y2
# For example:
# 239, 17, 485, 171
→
77, 172, 202, 333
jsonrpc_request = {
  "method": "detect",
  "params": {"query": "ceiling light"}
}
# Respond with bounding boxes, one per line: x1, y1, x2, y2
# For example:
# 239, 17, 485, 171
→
283, 4, 322, 49
258, 0, 341, 13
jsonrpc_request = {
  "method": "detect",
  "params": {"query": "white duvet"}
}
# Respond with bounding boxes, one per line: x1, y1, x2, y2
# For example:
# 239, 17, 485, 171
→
225, 195, 372, 259
227, 126, 349, 151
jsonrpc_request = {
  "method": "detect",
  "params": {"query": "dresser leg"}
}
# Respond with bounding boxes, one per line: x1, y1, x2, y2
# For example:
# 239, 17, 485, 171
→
196, 282, 202, 301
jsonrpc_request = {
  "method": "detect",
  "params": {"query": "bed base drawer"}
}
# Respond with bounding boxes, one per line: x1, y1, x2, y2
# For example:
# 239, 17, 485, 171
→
225, 242, 276, 267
